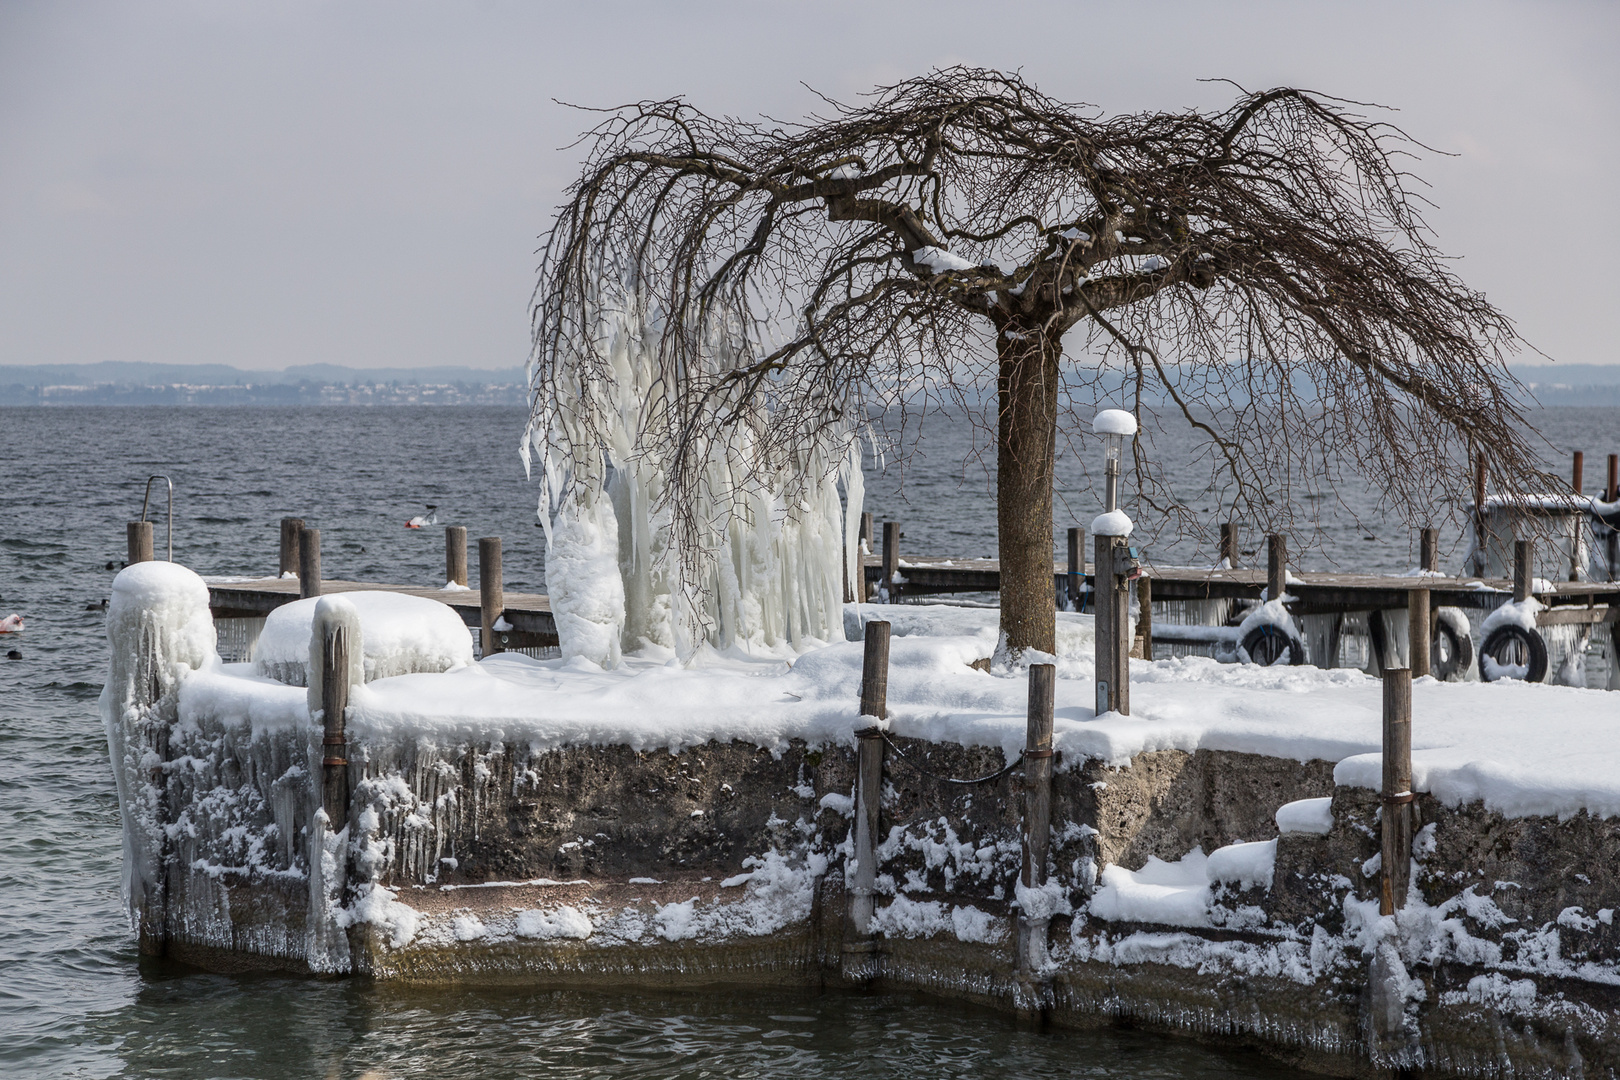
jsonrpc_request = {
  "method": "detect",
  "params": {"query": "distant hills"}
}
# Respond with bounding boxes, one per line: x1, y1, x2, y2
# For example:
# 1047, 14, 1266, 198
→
0, 362, 529, 405
0, 359, 1615, 407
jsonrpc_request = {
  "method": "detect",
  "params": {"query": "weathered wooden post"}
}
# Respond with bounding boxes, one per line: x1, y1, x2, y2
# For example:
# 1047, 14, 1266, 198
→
126, 521, 154, 565
1133, 576, 1153, 660
1018, 663, 1055, 976
445, 525, 468, 588
1420, 527, 1439, 573
279, 517, 304, 578
1472, 454, 1489, 575
1572, 451, 1588, 581
479, 536, 504, 656
1267, 533, 1288, 602
1408, 585, 1431, 679
881, 521, 900, 603
1093, 532, 1130, 716
1574, 451, 1585, 495
1514, 539, 1534, 604
859, 512, 875, 601
1066, 526, 1084, 611
320, 619, 350, 829
1219, 521, 1239, 567
1380, 666, 1413, 916
299, 528, 322, 599
851, 620, 890, 938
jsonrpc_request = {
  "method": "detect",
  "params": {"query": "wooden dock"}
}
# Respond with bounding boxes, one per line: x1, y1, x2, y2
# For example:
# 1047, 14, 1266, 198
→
207, 576, 559, 649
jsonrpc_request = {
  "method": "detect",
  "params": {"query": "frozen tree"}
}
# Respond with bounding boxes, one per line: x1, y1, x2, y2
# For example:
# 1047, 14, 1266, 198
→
530, 67, 1540, 657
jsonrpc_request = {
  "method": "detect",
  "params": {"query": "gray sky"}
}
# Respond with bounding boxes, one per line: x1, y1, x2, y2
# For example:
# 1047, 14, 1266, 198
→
2, 1, 1615, 371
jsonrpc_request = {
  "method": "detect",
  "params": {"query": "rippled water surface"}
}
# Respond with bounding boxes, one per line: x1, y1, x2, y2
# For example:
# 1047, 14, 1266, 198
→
1, 404, 1612, 1077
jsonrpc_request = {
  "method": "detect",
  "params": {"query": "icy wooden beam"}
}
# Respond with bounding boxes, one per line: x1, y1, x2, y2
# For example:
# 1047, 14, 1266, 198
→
279, 517, 304, 578
850, 620, 890, 939
1380, 666, 1413, 917
446, 525, 468, 588
1018, 662, 1055, 977
127, 521, 153, 565
299, 527, 322, 599
479, 536, 503, 656
320, 620, 350, 829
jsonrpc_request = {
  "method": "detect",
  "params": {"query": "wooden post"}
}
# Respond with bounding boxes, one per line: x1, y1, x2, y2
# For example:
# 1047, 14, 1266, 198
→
881, 521, 900, 603
1066, 527, 1084, 612
1513, 539, 1533, 603
1018, 663, 1055, 976
1219, 521, 1239, 567
320, 621, 350, 829
1380, 667, 1413, 916
1609, 454, 1619, 502
126, 521, 154, 565
1609, 455, 1619, 584
1419, 527, 1439, 573
1267, 533, 1288, 602
479, 536, 503, 656
851, 620, 890, 937
299, 528, 322, 599
1094, 535, 1130, 716
1133, 576, 1153, 660
1408, 587, 1431, 679
1573, 451, 1585, 495
1473, 454, 1489, 575
279, 517, 304, 578
445, 526, 468, 588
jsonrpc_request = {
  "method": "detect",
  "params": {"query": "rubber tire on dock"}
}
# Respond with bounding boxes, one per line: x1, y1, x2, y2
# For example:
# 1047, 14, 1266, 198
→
1431, 608, 1474, 682
1477, 624, 1549, 683
1239, 624, 1307, 666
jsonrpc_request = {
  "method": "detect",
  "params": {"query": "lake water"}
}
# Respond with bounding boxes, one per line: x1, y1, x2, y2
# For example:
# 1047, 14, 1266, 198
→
2, 404, 1613, 1078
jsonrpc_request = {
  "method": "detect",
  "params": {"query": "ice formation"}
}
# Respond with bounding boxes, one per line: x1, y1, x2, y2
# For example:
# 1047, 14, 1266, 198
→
524, 277, 862, 666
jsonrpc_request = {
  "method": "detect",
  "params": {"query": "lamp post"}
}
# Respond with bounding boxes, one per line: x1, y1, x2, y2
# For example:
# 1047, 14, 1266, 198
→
1092, 410, 1138, 716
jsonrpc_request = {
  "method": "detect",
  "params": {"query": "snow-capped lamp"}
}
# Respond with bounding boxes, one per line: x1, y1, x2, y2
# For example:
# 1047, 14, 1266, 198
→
1093, 409, 1137, 514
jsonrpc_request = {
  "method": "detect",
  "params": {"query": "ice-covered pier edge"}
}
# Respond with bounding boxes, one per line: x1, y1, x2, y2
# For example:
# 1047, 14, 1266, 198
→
104, 564, 1620, 1078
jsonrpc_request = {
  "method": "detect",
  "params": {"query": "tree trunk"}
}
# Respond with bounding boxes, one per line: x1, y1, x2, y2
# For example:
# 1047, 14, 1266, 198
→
996, 326, 1060, 656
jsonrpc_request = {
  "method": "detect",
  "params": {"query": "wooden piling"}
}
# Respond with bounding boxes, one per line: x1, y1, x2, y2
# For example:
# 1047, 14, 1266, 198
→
1094, 535, 1130, 716
1220, 521, 1239, 567
1609, 455, 1619, 584
279, 518, 304, 578
445, 525, 468, 588
1267, 533, 1288, 602
882, 521, 900, 603
1133, 576, 1153, 660
1574, 451, 1585, 495
126, 521, 154, 565
1018, 663, 1055, 975
320, 620, 350, 829
1609, 454, 1619, 503
1408, 587, 1431, 679
1473, 454, 1489, 575
1380, 667, 1413, 916
479, 537, 504, 656
1420, 527, 1439, 573
860, 513, 875, 601
851, 620, 890, 937
1513, 539, 1533, 603
1066, 527, 1084, 611
299, 528, 322, 599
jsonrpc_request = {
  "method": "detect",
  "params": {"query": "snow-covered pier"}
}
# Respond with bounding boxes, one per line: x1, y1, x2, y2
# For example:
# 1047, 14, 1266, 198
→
104, 557, 1620, 1079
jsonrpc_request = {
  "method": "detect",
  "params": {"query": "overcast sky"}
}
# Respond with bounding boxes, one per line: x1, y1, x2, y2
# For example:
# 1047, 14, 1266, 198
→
1, 1, 1615, 372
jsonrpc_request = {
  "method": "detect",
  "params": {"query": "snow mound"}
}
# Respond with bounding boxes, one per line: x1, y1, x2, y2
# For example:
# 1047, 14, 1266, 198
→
254, 591, 473, 686
912, 245, 978, 273
1276, 797, 1334, 835
1090, 510, 1134, 537
1093, 409, 1138, 436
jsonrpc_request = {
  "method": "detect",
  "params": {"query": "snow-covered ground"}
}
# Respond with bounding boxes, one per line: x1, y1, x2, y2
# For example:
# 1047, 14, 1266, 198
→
181, 597, 1620, 823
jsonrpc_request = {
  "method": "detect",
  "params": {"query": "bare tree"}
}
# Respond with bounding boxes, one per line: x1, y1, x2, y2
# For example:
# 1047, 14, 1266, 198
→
531, 67, 1541, 656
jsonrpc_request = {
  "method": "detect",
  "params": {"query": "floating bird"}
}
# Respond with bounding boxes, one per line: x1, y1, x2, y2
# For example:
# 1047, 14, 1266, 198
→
0, 614, 22, 634
405, 504, 439, 529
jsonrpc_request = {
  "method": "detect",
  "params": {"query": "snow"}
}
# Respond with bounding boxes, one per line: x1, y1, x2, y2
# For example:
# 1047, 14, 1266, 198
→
1089, 849, 1213, 928
1092, 409, 1138, 436
514, 905, 593, 940
1277, 797, 1335, 836
1479, 596, 1543, 637
1090, 510, 1134, 537
871, 895, 1007, 944
1059, 227, 1091, 242
911, 245, 979, 273
1206, 839, 1277, 891
253, 591, 474, 687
